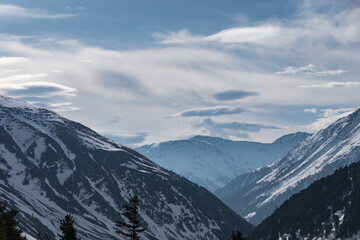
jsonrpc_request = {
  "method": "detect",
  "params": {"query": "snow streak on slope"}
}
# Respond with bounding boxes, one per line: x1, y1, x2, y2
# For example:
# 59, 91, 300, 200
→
136, 133, 311, 192
215, 108, 360, 225
0, 95, 253, 240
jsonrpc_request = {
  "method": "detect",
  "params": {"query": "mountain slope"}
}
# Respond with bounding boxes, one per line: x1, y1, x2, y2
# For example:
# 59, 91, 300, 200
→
248, 160, 360, 240
136, 133, 311, 192
0, 95, 254, 240
215, 108, 360, 225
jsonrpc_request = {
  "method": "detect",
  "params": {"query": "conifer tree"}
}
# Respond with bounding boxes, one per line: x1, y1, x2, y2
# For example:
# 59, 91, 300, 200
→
116, 195, 146, 240
57, 214, 80, 240
228, 230, 246, 240
0, 226, 6, 240
36, 230, 51, 240
0, 201, 26, 240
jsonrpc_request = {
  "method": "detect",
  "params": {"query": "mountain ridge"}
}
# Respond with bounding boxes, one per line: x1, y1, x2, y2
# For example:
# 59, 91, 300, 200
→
215, 108, 360, 225
136, 132, 311, 192
0, 95, 253, 239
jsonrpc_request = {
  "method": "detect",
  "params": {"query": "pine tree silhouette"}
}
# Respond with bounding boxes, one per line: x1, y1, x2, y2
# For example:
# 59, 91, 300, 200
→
0, 226, 6, 240
36, 230, 51, 240
57, 214, 81, 240
116, 195, 146, 240
228, 230, 246, 240
0, 201, 26, 240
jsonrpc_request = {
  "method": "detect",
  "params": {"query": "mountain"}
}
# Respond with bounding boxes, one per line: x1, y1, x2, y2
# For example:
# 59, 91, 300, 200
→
135, 133, 311, 192
248, 160, 360, 240
215, 108, 360, 225
0, 95, 254, 240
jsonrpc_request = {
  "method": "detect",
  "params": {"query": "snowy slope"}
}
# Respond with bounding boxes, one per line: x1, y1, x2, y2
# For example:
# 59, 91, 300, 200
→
136, 133, 311, 192
0, 95, 253, 240
215, 108, 360, 225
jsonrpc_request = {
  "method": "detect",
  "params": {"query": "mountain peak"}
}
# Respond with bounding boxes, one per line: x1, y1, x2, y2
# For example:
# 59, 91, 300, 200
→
272, 132, 312, 145
188, 135, 224, 141
346, 107, 360, 122
0, 95, 38, 109
136, 132, 310, 192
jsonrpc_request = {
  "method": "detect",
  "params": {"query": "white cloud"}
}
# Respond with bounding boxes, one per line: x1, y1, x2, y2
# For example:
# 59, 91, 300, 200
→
0, 57, 29, 65
205, 25, 282, 44
49, 102, 72, 107
0, 0, 359, 145
304, 108, 318, 114
0, 4, 74, 19
50, 106, 81, 112
155, 26, 282, 45
153, 29, 201, 44
276, 64, 346, 77
0, 82, 77, 97
103, 131, 149, 147
155, 5, 360, 51
0, 81, 77, 112
307, 108, 356, 131
0, 33, 358, 144
64, 6, 85, 11
299, 82, 360, 88
0, 73, 47, 82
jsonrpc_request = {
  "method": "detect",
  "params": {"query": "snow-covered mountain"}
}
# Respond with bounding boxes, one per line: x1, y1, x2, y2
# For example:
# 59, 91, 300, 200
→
0, 95, 253, 240
215, 108, 360, 225
136, 133, 311, 192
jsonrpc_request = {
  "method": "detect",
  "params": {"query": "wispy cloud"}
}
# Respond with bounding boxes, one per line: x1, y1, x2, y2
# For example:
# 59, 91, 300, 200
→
155, 26, 283, 45
0, 82, 78, 112
194, 118, 279, 139
299, 81, 360, 88
276, 64, 346, 77
304, 108, 318, 114
0, 73, 48, 82
170, 106, 246, 118
64, 6, 84, 11
46, 103, 80, 112
0, 82, 76, 97
205, 26, 282, 44
306, 108, 356, 131
104, 132, 148, 147
153, 29, 202, 45
0, 57, 29, 65
0, 4, 75, 19
0, 0, 359, 146
198, 118, 278, 131
155, 5, 360, 49
0, 33, 358, 143
213, 90, 259, 101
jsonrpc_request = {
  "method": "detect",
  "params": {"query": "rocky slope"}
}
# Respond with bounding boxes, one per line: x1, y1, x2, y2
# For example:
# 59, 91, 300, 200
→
215, 108, 360, 225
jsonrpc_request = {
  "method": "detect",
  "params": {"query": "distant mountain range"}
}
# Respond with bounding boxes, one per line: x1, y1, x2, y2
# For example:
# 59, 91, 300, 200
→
136, 133, 311, 192
249, 160, 360, 240
0, 95, 253, 240
215, 108, 360, 225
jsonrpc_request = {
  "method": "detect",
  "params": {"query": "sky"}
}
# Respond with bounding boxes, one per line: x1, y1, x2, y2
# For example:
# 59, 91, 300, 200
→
0, 0, 359, 147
